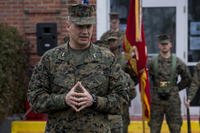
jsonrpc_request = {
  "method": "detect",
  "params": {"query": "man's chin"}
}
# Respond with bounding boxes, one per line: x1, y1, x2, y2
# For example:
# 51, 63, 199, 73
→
78, 41, 90, 46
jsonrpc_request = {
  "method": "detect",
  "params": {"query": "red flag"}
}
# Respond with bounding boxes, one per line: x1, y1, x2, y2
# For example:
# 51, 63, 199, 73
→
123, 0, 151, 121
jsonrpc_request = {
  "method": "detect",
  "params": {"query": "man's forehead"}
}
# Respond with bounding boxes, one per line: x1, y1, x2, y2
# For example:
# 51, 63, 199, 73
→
159, 42, 170, 45
111, 19, 119, 23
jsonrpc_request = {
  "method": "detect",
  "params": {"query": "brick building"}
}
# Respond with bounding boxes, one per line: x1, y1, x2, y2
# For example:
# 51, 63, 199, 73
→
0, 0, 97, 122
0, 0, 96, 67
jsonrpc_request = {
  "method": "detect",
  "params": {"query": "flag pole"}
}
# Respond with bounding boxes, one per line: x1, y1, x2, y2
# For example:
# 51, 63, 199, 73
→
140, 72, 145, 133
123, 0, 151, 131
137, 0, 146, 131
142, 96, 145, 133
186, 88, 191, 133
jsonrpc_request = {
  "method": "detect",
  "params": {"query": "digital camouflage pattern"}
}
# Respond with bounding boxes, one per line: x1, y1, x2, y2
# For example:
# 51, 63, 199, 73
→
189, 62, 200, 101
108, 69, 136, 133
108, 114, 123, 133
94, 40, 106, 48
148, 54, 191, 133
28, 43, 133, 133
100, 30, 124, 49
68, 4, 96, 25
101, 32, 137, 133
120, 82, 135, 133
115, 53, 137, 133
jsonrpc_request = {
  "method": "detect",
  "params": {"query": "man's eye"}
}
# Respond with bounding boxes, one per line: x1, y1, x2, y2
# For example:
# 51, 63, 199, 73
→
76, 25, 92, 29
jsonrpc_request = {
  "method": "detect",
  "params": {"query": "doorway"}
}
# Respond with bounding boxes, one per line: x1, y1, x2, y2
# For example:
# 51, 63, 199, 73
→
96, 0, 199, 117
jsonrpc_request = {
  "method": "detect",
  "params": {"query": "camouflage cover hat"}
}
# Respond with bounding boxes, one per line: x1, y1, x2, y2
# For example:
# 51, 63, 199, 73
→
107, 34, 118, 41
110, 12, 119, 20
68, 4, 96, 25
158, 34, 171, 44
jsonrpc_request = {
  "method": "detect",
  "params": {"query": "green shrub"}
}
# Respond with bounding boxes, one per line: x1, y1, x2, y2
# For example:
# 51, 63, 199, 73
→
0, 23, 29, 121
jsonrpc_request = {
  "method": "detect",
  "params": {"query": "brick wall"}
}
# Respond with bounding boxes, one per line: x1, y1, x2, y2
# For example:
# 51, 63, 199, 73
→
0, 0, 96, 66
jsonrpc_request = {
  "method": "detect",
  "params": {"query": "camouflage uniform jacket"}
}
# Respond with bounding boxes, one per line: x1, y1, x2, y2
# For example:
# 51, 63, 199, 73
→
148, 54, 191, 103
28, 43, 131, 133
189, 62, 200, 100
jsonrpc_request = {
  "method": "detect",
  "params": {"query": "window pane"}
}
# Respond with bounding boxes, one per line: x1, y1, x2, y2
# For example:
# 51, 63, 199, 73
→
110, 0, 129, 31
143, 7, 176, 55
188, 0, 200, 62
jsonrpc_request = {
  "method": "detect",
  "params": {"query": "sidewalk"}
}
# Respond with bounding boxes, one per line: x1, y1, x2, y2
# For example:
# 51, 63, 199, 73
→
128, 120, 200, 133
11, 119, 200, 133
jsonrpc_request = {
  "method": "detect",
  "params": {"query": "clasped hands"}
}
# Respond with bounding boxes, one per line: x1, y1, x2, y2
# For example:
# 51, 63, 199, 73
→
65, 81, 93, 112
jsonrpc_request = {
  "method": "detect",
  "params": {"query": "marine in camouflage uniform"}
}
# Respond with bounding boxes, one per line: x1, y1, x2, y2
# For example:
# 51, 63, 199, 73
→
94, 39, 105, 48
188, 62, 200, 102
28, 4, 134, 133
100, 30, 124, 49
148, 34, 191, 133
100, 12, 124, 51
106, 33, 137, 133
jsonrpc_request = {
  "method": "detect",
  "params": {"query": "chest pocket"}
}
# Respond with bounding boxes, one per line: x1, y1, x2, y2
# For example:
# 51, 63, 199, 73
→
52, 74, 75, 93
78, 63, 110, 95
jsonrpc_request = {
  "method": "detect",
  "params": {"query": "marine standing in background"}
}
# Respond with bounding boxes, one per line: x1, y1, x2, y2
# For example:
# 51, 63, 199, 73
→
104, 33, 124, 64
186, 62, 200, 106
100, 12, 124, 51
106, 33, 137, 133
28, 4, 134, 133
148, 34, 191, 133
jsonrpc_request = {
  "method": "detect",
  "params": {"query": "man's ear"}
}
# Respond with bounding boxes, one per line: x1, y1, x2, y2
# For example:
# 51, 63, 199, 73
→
158, 43, 161, 49
169, 43, 172, 48
66, 21, 71, 32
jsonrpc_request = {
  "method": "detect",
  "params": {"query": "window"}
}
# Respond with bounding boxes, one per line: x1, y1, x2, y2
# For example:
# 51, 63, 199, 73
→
110, 0, 129, 31
188, 0, 200, 62
143, 7, 176, 55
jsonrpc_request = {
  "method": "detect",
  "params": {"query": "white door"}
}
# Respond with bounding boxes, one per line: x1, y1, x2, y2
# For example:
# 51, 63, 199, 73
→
142, 0, 187, 61
97, 0, 187, 61
97, 0, 199, 116
139, 0, 198, 116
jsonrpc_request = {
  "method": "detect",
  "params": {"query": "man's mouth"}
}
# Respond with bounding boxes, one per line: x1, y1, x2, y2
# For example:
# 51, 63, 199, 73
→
79, 36, 89, 39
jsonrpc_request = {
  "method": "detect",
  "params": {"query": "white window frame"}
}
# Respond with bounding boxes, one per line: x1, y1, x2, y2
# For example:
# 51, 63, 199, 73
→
96, 0, 110, 40
143, 0, 187, 63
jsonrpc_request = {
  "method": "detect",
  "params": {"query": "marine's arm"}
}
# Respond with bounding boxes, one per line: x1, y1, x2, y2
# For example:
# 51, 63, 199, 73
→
28, 53, 68, 113
94, 60, 132, 114
176, 58, 191, 90
188, 63, 200, 100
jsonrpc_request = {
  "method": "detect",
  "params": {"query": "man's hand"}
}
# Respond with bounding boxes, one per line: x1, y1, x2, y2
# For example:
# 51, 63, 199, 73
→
65, 82, 81, 112
184, 97, 191, 108
65, 81, 94, 112
75, 82, 93, 111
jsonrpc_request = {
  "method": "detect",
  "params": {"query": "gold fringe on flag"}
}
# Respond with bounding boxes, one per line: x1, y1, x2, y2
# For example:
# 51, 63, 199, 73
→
135, 0, 142, 42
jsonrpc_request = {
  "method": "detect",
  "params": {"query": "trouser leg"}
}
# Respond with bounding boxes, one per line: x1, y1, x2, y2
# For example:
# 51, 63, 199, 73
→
149, 103, 164, 133
165, 101, 182, 133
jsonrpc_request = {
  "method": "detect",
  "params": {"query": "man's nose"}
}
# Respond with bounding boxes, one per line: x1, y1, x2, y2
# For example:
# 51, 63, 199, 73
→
82, 27, 89, 33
